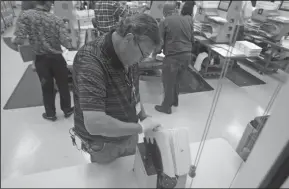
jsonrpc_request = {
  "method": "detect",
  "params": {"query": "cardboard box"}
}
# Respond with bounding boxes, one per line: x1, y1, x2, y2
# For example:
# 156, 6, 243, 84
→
19, 45, 35, 62
236, 115, 269, 161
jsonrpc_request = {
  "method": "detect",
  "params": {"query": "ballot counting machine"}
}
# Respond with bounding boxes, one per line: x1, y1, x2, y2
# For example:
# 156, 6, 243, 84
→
242, 0, 289, 74
194, 1, 242, 44
133, 127, 195, 188
250, 0, 289, 42
193, 1, 243, 78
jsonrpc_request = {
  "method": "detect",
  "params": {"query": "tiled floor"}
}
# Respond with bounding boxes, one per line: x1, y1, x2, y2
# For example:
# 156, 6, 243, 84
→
1, 8, 287, 181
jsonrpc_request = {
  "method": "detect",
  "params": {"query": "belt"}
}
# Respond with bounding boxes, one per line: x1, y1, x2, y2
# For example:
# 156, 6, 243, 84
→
70, 127, 130, 147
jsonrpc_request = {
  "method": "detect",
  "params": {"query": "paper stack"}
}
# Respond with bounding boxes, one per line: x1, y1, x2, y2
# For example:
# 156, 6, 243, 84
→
268, 16, 289, 24
211, 44, 245, 57
201, 23, 220, 38
260, 22, 280, 37
234, 41, 262, 57
245, 20, 281, 38
208, 16, 227, 23
198, 1, 219, 8
156, 52, 165, 61
245, 20, 261, 32
193, 22, 202, 33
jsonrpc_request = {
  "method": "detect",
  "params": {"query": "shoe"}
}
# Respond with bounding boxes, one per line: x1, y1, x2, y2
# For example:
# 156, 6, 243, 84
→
155, 105, 172, 114
172, 101, 178, 107
42, 113, 57, 121
64, 107, 74, 118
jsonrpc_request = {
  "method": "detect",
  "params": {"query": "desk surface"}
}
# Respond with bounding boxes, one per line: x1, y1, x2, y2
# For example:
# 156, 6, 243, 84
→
246, 34, 289, 51
2, 138, 243, 188
194, 35, 263, 60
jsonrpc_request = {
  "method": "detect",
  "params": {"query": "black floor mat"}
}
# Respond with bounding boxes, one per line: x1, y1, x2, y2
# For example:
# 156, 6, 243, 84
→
3, 65, 65, 110
3, 65, 44, 110
226, 67, 266, 87
180, 68, 214, 94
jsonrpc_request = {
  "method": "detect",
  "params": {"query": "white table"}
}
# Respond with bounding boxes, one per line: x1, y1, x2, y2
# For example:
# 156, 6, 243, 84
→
2, 138, 243, 188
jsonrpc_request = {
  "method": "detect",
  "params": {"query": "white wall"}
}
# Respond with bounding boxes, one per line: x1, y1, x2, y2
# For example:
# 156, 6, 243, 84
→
232, 80, 289, 188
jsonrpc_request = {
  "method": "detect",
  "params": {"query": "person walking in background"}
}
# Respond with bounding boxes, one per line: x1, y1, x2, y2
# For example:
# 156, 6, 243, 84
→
91, 1, 132, 35
154, 2, 195, 114
12, 1, 74, 121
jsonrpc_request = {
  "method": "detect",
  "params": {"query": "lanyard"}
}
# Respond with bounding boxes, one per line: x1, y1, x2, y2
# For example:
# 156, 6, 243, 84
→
124, 68, 138, 104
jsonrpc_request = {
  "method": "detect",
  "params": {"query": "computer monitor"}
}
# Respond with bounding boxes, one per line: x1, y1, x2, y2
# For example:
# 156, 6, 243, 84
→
279, 0, 289, 11
218, 0, 232, 12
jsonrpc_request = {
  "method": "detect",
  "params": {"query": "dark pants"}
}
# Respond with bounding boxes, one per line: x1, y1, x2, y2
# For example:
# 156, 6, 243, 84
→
34, 54, 71, 116
161, 53, 191, 109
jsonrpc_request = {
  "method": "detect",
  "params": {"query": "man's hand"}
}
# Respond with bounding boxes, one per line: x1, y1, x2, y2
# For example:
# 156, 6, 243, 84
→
139, 103, 150, 121
31, 61, 36, 72
139, 117, 161, 133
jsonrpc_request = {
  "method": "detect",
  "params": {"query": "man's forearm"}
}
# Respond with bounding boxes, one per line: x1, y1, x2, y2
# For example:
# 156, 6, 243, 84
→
84, 112, 143, 137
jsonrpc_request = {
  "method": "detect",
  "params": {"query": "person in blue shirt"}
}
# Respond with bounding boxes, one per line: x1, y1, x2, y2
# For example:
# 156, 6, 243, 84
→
154, 2, 195, 114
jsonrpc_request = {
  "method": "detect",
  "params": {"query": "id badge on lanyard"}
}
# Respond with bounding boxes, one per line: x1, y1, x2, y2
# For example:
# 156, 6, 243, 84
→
133, 86, 141, 115
125, 69, 141, 115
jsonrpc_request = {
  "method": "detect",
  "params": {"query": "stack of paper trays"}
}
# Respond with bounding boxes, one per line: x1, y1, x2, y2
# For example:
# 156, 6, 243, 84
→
245, 20, 261, 31
208, 16, 227, 23
268, 16, 289, 24
198, 1, 219, 8
156, 52, 165, 61
234, 41, 262, 57
201, 23, 220, 38
193, 22, 202, 33
211, 44, 245, 57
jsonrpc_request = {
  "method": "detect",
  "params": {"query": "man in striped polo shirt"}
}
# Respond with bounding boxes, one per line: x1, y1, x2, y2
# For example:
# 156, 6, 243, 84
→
72, 14, 162, 164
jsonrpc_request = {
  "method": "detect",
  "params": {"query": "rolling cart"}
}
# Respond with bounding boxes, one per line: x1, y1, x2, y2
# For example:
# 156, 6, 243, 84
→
239, 34, 289, 75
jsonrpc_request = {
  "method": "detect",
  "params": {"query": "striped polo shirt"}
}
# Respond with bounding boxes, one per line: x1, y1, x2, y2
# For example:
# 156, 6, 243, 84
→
72, 30, 140, 142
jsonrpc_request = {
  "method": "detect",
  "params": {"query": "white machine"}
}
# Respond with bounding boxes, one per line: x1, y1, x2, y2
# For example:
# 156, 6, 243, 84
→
194, 0, 243, 44
251, 0, 289, 42
133, 127, 192, 188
